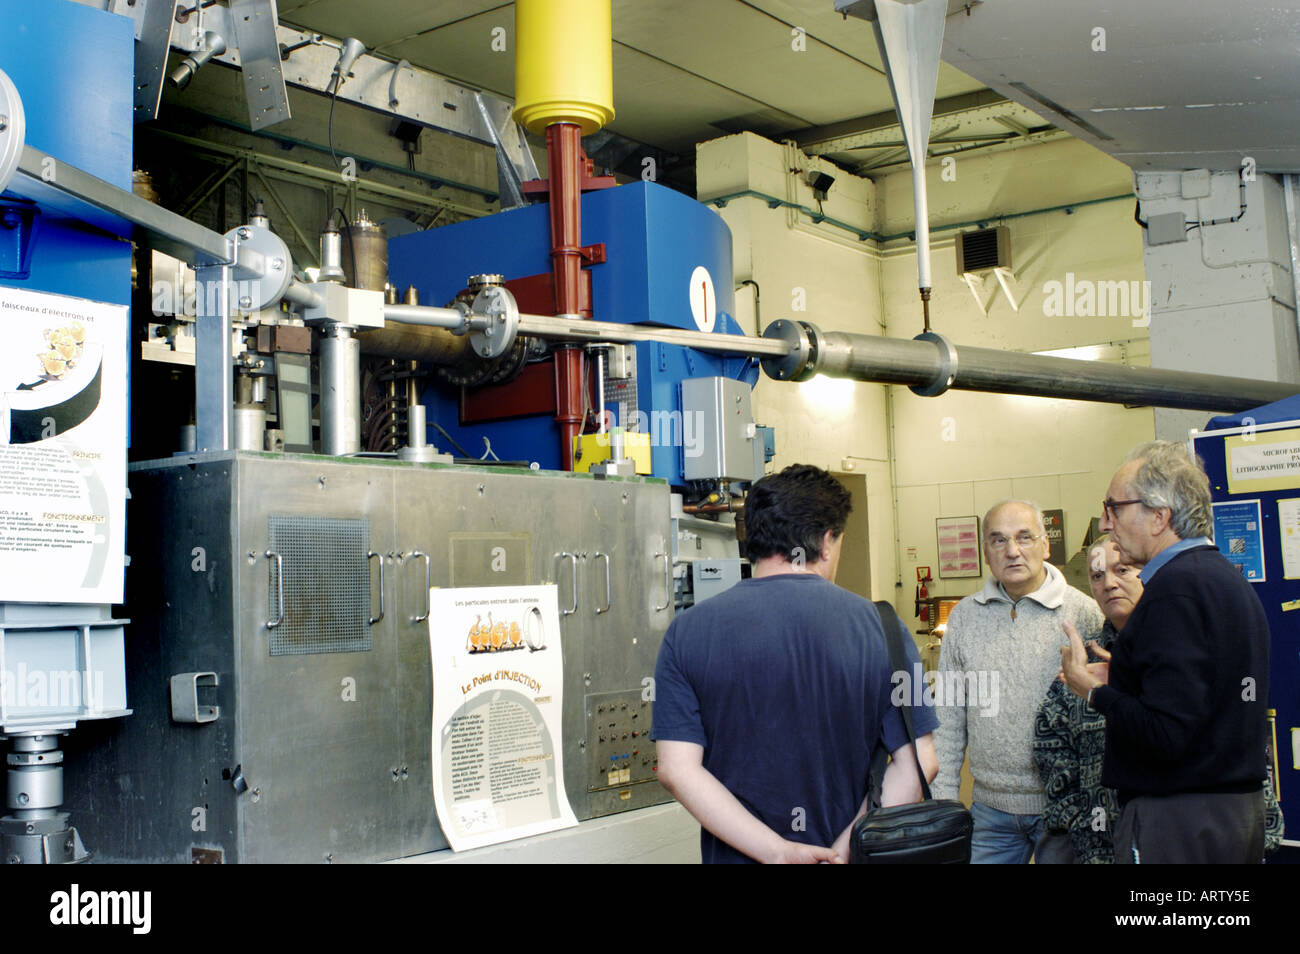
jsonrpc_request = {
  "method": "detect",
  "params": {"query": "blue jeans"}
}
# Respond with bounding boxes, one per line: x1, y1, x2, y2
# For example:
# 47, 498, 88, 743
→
970, 802, 1044, 864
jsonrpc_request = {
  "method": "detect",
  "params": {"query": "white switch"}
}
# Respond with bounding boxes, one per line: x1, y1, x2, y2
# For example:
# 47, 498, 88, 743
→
745, 423, 756, 438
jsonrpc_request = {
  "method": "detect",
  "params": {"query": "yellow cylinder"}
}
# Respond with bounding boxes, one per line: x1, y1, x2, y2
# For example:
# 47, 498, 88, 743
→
513, 0, 615, 136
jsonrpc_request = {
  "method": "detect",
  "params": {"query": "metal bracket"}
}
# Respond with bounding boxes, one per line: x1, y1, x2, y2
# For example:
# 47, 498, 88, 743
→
169, 671, 220, 724
225, 224, 292, 310
229, 0, 292, 131
910, 330, 959, 397
133, 0, 181, 124
0, 199, 39, 281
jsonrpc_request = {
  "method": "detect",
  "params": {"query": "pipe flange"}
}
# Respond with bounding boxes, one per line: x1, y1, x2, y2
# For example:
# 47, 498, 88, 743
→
470, 285, 519, 359
0, 68, 26, 197
910, 330, 959, 397
760, 319, 820, 382
225, 224, 293, 311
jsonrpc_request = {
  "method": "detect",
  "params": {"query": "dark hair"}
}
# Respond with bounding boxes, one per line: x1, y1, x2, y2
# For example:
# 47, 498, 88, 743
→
744, 464, 851, 564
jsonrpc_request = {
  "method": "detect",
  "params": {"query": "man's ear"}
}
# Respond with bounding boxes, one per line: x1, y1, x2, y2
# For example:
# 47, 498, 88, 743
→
820, 528, 836, 563
1148, 505, 1173, 536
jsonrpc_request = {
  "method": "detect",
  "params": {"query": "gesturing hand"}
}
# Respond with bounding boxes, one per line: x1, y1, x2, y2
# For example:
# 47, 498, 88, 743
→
1058, 621, 1106, 700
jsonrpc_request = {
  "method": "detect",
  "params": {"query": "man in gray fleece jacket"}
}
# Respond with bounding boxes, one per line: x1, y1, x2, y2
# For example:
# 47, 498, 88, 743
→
933, 500, 1102, 863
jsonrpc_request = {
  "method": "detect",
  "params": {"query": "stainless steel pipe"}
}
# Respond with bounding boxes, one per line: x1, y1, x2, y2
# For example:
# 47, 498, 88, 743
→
320, 323, 361, 455
760, 320, 1296, 414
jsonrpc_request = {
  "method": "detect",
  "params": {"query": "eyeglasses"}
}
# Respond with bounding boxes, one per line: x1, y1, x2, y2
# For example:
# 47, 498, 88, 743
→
1101, 498, 1144, 519
986, 532, 1041, 551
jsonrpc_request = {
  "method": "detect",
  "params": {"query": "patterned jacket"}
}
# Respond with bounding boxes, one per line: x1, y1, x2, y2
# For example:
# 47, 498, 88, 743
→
1033, 623, 1119, 863
1034, 622, 1285, 862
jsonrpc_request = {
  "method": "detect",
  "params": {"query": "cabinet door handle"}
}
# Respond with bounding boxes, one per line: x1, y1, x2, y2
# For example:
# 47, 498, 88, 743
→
410, 550, 431, 623
367, 550, 385, 626
556, 552, 579, 616
594, 552, 611, 615
653, 551, 671, 612
265, 550, 284, 630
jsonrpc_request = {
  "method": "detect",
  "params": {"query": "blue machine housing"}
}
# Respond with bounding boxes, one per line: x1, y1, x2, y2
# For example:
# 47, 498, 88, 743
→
388, 180, 759, 479
0, 0, 133, 307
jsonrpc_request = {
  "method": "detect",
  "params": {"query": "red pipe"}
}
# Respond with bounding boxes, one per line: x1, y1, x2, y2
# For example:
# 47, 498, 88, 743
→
547, 122, 587, 469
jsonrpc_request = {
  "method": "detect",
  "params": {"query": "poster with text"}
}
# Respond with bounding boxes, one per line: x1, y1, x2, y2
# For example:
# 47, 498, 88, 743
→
1211, 499, 1265, 583
0, 287, 127, 604
429, 584, 577, 851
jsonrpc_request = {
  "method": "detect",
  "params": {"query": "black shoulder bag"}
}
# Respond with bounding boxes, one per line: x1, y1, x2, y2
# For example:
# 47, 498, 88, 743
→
850, 602, 973, 864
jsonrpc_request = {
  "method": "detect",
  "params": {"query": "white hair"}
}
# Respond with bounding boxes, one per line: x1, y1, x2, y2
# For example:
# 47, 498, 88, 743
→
1124, 441, 1213, 540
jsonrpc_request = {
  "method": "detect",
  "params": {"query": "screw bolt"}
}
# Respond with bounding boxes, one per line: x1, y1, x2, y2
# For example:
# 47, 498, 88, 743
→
0, 116, 8, 132
237, 227, 252, 240
270, 258, 284, 272
239, 296, 253, 310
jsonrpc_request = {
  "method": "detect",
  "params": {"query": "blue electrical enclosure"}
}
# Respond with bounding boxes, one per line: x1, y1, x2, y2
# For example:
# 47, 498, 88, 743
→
1198, 396, 1300, 861
388, 180, 758, 478
0, 0, 133, 309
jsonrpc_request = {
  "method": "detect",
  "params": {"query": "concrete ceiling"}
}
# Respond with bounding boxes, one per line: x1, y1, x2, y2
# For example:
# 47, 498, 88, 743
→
275, 0, 1300, 177
275, 0, 992, 163
943, 0, 1300, 173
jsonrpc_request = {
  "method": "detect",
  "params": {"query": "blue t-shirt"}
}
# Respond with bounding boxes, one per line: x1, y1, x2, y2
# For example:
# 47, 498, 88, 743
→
651, 573, 939, 863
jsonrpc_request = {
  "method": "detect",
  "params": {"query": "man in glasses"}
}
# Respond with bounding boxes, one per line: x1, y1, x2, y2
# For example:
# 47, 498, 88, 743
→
1060, 440, 1271, 863
932, 500, 1102, 863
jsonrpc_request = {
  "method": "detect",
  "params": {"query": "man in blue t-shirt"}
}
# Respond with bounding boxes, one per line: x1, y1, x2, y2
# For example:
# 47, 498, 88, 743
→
652, 464, 940, 863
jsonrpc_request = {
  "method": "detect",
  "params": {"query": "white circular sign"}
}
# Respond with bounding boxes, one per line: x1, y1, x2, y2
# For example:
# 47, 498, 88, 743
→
689, 266, 716, 333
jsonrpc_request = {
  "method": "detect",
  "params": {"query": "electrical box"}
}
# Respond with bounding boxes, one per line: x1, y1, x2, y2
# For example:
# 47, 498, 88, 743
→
1146, 211, 1188, 247
681, 376, 758, 482
691, 559, 743, 605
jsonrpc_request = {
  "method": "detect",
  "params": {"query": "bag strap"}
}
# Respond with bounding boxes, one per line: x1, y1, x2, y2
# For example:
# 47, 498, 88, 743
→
873, 600, 934, 802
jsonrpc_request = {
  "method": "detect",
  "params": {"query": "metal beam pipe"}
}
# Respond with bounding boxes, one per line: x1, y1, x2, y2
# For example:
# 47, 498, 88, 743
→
760, 320, 1296, 413
382, 304, 469, 331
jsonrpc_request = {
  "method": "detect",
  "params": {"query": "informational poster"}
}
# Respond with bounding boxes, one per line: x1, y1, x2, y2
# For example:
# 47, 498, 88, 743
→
1042, 508, 1066, 565
1278, 498, 1300, 580
1211, 499, 1265, 583
1225, 429, 1300, 494
0, 287, 127, 604
429, 584, 577, 851
936, 515, 981, 579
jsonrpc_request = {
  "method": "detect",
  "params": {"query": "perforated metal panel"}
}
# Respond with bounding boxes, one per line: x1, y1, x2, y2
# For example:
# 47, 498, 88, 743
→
266, 515, 372, 656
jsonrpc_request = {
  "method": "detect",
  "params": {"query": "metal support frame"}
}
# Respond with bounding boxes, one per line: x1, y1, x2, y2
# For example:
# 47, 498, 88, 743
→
116, 1, 534, 194
149, 128, 487, 218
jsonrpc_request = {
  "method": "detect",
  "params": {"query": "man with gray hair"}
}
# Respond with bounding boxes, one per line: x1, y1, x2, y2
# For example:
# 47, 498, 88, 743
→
934, 499, 1102, 863
1060, 440, 1271, 863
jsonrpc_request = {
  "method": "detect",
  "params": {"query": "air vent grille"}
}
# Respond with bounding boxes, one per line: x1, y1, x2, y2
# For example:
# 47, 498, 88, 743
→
956, 226, 1011, 274
267, 515, 372, 656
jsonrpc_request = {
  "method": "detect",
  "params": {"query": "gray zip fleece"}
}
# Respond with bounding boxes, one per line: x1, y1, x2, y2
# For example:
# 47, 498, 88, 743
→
932, 563, 1103, 815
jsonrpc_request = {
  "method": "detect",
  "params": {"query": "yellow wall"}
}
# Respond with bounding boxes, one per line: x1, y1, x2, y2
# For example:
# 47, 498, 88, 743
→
696, 131, 1156, 632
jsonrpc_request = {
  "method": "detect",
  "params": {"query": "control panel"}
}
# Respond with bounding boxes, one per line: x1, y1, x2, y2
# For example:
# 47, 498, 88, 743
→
585, 689, 657, 793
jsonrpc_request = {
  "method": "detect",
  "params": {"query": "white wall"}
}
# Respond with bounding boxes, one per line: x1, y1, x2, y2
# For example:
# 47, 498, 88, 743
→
697, 132, 1156, 630
881, 138, 1156, 622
